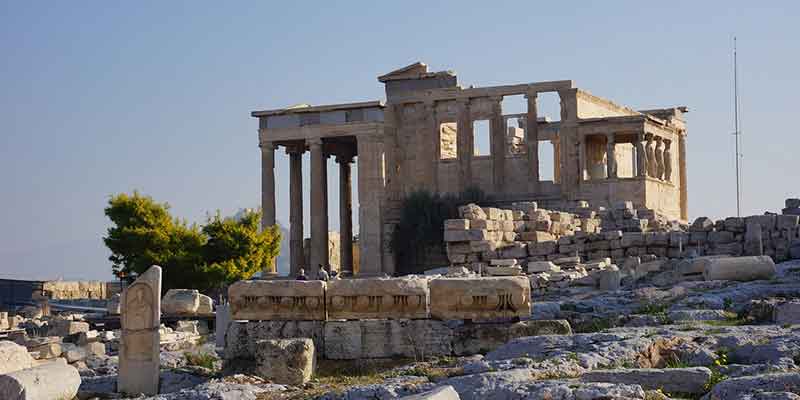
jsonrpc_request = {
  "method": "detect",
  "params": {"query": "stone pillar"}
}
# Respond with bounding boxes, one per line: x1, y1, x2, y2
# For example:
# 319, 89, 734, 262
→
645, 134, 657, 178
357, 134, 386, 276
635, 133, 647, 178
605, 133, 617, 179
526, 92, 540, 191
337, 154, 354, 276
490, 96, 505, 193
260, 142, 277, 276
287, 144, 304, 277
679, 134, 688, 220
578, 135, 587, 181
663, 139, 673, 182
655, 136, 665, 180
118, 265, 161, 396
309, 138, 328, 278
456, 99, 473, 191
552, 137, 561, 183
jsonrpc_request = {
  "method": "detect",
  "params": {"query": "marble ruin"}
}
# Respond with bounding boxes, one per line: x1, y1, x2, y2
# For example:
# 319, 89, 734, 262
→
228, 280, 326, 321
118, 265, 161, 396
254, 61, 688, 277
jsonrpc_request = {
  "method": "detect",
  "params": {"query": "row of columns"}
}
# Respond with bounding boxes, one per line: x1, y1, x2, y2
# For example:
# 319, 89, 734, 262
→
261, 139, 355, 279
634, 133, 673, 182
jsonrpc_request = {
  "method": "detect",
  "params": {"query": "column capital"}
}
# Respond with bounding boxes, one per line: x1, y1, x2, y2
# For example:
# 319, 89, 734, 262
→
605, 132, 616, 142
663, 138, 672, 146
335, 154, 355, 164
655, 135, 664, 143
259, 141, 276, 151
284, 143, 305, 155
524, 91, 538, 100
307, 137, 324, 147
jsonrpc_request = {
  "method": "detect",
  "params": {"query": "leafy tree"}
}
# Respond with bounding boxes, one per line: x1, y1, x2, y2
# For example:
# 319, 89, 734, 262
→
103, 191, 281, 292
391, 187, 485, 274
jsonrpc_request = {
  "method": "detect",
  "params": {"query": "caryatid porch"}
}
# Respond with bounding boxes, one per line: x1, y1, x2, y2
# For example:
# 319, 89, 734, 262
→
252, 102, 386, 279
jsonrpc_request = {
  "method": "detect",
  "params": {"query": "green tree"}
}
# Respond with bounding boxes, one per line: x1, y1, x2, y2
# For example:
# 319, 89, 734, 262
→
103, 192, 281, 292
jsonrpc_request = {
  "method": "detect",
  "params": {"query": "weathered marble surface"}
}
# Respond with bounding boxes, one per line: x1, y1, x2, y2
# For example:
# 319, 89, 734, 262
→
255, 338, 315, 385
118, 265, 161, 396
327, 277, 429, 320
229, 280, 326, 321
429, 276, 531, 320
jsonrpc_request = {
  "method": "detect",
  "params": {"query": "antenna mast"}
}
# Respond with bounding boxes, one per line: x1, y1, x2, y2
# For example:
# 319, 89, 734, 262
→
733, 37, 742, 217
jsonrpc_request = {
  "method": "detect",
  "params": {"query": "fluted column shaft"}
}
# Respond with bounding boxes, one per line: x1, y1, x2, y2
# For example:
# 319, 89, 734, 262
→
287, 145, 304, 277
337, 155, 354, 275
260, 141, 277, 277
309, 139, 328, 278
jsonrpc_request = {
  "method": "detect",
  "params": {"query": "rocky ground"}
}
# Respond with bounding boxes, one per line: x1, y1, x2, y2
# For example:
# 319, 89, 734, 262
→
54, 260, 800, 400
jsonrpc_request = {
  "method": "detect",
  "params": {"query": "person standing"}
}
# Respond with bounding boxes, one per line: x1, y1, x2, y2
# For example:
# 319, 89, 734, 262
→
318, 264, 329, 281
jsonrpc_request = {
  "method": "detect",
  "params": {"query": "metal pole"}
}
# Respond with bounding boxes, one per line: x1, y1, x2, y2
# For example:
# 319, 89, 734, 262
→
733, 37, 742, 217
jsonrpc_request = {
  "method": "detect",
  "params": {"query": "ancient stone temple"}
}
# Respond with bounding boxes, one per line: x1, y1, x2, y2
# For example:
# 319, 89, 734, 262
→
118, 265, 161, 395
252, 62, 688, 277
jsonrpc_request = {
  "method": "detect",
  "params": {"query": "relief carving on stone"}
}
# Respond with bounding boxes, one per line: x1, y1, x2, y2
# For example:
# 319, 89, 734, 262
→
123, 283, 155, 362
228, 280, 327, 321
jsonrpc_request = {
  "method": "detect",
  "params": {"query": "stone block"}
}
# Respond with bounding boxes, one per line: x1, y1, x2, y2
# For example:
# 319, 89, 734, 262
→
777, 214, 800, 230
197, 294, 214, 314
444, 219, 470, 230
497, 243, 527, 259
775, 301, 800, 325
787, 198, 800, 209
746, 214, 777, 231
229, 280, 326, 321
324, 320, 452, 360
723, 217, 746, 232
162, 289, 201, 315
83, 341, 106, 357
518, 231, 554, 242
468, 241, 497, 253
429, 276, 531, 320
444, 229, 489, 242
48, 320, 89, 337
458, 204, 486, 220
645, 232, 669, 247
327, 277, 429, 320
225, 320, 324, 360
690, 217, 714, 232
255, 338, 315, 385
598, 266, 621, 291
701, 255, 776, 281
0, 361, 80, 400
0, 341, 34, 375
528, 241, 557, 256
689, 231, 708, 245
621, 233, 644, 248
485, 266, 522, 276
527, 261, 560, 273
106, 294, 121, 315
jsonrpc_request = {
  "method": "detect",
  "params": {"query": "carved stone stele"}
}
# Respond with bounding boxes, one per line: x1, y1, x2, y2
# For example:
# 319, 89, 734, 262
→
327, 277, 429, 320
118, 265, 161, 396
228, 280, 326, 321
429, 276, 531, 320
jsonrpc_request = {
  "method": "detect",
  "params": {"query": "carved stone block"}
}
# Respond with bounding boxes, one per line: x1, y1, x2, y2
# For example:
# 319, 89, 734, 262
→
118, 265, 161, 396
228, 280, 326, 321
326, 277, 429, 320
429, 276, 531, 320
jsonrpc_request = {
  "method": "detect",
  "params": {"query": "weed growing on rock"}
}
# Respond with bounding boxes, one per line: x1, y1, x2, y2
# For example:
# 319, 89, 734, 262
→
184, 352, 216, 370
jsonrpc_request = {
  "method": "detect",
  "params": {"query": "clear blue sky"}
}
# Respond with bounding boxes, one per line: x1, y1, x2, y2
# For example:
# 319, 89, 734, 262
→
1, 1, 798, 281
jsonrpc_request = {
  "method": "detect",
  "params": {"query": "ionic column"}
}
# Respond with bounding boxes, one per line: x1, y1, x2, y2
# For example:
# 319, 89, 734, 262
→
456, 99, 473, 191
605, 133, 617, 179
655, 136, 665, 180
309, 138, 328, 278
663, 139, 673, 182
645, 134, 656, 177
260, 141, 277, 277
490, 96, 505, 193
526, 92, 540, 192
286, 144, 304, 277
337, 155, 354, 276
635, 133, 647, 177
